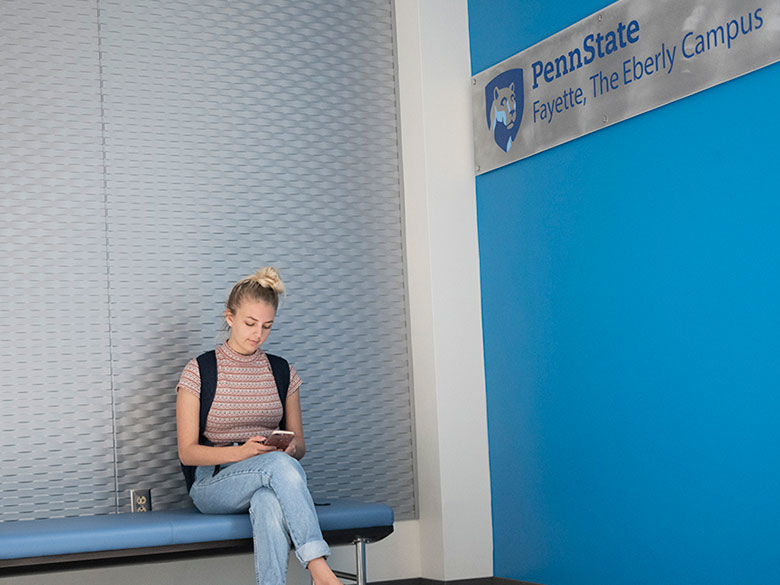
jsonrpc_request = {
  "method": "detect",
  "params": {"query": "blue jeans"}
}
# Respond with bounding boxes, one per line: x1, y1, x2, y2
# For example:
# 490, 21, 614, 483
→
190, 451, 330, 585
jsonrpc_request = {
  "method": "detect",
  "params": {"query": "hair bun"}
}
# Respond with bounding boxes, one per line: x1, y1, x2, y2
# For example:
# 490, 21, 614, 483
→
252, 266, 285, 295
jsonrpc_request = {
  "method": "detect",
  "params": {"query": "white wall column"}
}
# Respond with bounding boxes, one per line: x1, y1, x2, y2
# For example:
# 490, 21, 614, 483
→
395, 0, 493, 580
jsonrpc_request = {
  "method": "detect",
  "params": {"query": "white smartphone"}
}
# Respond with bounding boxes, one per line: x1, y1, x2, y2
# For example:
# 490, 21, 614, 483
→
263, 430, 294, 450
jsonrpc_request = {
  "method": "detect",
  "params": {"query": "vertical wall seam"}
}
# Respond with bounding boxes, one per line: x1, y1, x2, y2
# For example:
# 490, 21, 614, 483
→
96, 0, 120, 514
390, 0, 420, 520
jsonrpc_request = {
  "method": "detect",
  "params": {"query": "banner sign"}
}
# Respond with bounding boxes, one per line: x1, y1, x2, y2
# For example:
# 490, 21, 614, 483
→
472, 0, 779, 174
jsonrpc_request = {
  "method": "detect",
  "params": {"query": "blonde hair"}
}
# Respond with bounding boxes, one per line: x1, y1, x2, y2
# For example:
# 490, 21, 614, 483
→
226, 267, 285, 314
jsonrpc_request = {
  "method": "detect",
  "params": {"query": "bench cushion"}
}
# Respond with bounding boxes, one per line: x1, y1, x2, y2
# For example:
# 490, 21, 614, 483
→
0, 499, 393, 561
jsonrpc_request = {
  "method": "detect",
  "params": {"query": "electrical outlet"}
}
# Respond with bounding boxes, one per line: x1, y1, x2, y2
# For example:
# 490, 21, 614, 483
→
130, 489, 152, 512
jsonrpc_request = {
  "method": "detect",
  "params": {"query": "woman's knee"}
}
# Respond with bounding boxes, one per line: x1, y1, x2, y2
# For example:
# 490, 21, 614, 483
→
265, 451, 307, 483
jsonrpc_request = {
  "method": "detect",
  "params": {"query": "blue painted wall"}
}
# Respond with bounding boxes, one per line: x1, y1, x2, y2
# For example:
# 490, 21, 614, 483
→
469, 2, 780, 584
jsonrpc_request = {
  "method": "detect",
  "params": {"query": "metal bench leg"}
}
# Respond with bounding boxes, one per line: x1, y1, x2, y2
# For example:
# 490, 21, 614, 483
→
354, 538, 367, 585
331, 538, 368, 585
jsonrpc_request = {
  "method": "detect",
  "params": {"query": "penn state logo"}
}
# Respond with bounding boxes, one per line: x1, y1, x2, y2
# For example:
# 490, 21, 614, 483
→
485, 69, 523, 153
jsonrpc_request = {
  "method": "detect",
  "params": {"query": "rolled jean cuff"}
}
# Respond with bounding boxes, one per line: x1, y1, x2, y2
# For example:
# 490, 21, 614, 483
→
296, 539, 331, 566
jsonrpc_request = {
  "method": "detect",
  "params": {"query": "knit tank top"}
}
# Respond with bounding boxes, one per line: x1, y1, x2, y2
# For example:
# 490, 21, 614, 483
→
177, 342, 301, 444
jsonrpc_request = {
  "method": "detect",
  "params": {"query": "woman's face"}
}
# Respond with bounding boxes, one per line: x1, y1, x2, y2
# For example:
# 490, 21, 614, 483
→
225, 299, 276, 355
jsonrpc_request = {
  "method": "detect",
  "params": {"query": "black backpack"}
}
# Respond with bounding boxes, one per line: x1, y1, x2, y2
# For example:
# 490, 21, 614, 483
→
180, 349, 290, 492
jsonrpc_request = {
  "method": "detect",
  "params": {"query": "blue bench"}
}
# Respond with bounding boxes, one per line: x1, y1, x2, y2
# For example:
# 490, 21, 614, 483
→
0, 499, 393, 584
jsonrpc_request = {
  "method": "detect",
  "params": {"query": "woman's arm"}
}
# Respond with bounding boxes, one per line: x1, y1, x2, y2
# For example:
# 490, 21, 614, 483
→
282, 390, 306, 460
176, 388, 276, 465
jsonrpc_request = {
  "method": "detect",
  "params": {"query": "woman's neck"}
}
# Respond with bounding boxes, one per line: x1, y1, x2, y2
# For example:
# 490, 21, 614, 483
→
226, 337, 256, 356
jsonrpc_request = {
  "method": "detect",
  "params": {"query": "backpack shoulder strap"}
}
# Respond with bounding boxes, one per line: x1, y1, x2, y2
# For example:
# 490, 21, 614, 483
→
196, 349, 218, 443
180, 350, 217, 492
266, 352, 290, 429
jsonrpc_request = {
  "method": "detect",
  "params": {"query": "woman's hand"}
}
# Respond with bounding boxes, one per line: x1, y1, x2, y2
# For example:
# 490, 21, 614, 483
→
236, 436, 279, 461
284, 440, 299, 459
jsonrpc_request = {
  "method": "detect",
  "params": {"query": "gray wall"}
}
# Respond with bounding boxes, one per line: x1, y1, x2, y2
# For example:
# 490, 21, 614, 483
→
1, 0, 415, 521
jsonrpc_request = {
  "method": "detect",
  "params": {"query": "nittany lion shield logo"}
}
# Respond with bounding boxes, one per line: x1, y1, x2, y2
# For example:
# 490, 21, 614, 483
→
485, 69, 523, 153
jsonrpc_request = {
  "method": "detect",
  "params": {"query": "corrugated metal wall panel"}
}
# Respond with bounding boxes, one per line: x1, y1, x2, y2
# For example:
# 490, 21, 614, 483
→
0, 1, 116, 521
99, 0, 414, 518
1, 0, 415, 522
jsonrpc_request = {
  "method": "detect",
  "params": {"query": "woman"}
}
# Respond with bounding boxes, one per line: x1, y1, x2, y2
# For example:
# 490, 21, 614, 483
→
176, 267, 342, 585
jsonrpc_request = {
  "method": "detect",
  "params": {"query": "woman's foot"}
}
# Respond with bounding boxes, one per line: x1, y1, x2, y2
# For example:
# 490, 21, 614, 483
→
308, 557, 343, 585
